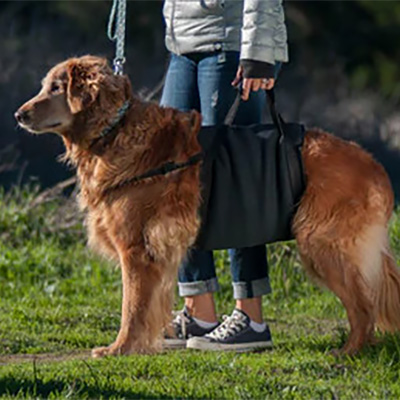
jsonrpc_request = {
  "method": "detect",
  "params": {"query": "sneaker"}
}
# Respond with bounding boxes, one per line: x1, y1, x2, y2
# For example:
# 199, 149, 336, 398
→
186, 309, 273, 352
163, 306, 218, 350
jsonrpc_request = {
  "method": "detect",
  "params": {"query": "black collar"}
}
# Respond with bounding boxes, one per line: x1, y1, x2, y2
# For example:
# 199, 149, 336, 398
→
89, 100, 131, 151
102, 152, 203, 196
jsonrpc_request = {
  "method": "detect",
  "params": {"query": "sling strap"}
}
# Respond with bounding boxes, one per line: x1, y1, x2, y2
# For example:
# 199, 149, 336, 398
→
224, 87, 285, 140
102, 152, 203, 196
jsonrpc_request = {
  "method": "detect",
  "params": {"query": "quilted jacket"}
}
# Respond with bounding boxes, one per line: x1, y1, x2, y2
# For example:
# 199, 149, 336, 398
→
163, 0, 288, 66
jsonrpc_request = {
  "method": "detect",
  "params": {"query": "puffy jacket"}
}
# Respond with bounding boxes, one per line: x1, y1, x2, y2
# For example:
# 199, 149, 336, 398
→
163, 0, 288, 67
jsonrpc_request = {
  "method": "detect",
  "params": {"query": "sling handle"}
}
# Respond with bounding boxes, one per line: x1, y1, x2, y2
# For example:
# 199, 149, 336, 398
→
224, 85, 285, 139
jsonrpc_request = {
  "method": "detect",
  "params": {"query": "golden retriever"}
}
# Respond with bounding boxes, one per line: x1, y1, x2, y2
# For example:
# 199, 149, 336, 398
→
15, 55, 400, 357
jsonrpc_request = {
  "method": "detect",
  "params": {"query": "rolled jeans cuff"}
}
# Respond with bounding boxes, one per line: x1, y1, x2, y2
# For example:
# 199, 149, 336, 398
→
232, 277, 271, 299
178, 278, 219, 297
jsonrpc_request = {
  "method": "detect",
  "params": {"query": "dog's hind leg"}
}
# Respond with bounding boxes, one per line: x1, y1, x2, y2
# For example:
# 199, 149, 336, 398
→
376, 250, 400, 334
325, 259, 377, 355
295, 211, 396, 354
296, 236, 377, 355
293, 128, 399, 354
295, 195, 397, 355
330, 231, 400, 352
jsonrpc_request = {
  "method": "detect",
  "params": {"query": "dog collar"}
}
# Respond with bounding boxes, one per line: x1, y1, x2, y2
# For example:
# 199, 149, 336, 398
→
89, 100, 130, 152
100, 100, 131, 138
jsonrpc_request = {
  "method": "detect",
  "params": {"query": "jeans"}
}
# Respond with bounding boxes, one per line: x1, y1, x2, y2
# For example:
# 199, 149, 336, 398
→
160, 51, 275, 299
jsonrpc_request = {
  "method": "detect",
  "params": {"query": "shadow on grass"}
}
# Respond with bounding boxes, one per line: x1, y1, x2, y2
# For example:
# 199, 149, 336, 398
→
360, 333, 400, 361
303, 329, 400, 362
0, 376, 182, 399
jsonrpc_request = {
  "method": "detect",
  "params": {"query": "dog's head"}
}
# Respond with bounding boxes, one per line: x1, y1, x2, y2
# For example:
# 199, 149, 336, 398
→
15, 55, 131, 138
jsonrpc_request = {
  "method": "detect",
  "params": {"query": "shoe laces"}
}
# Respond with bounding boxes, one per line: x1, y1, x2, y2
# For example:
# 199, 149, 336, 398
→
208, 312, 247, 340
172, 308, 191, 338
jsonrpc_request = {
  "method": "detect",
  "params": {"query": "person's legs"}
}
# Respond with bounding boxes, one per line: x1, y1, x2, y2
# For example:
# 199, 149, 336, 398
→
197, 51, 240, 126
179, 249, 218, 324
160, 54, 200, 111
229, 246, 270, 323
229, 84, 270, 323
197, 51, 270, 322
185, 53, 277, 351
229, 62, 282, 322
164, 51, 245, 326
163, 52, 278, 349
161, 54, 218, 336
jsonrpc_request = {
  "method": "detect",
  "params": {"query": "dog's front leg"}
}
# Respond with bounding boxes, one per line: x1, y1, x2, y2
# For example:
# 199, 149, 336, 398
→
92, 248, 163, 357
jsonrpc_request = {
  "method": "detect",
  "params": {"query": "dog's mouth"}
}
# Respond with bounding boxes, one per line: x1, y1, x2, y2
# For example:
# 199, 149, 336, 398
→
18, 121, 62, 134
47, 122, 62, 128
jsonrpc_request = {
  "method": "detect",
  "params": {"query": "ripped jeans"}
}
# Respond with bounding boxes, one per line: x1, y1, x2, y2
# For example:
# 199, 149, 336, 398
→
160, 51, 271, 299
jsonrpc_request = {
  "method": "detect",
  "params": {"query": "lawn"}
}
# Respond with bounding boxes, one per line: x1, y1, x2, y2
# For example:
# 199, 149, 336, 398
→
1, 186, 400, 399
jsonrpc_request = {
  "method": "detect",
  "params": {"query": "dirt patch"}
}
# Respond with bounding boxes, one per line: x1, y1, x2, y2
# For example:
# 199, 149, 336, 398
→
0, 350, 92, 366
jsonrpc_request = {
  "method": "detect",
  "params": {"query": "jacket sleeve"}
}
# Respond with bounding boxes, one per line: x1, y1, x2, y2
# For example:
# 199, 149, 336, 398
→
240, 0, 289, 66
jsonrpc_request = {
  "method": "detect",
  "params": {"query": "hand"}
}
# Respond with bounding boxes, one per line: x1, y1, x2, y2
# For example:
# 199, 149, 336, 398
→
232, 66, 275, 101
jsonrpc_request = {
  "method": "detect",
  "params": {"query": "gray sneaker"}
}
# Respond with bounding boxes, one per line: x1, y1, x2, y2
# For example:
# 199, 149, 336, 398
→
163, 306, 218, 350
186, 309, 273, 352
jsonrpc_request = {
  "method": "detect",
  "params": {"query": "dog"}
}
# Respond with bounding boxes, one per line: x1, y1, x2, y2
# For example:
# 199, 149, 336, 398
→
15, 55, 400, 357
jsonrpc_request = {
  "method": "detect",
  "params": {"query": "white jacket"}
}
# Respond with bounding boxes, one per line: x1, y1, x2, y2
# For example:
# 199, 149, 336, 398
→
163, 0, 289, 65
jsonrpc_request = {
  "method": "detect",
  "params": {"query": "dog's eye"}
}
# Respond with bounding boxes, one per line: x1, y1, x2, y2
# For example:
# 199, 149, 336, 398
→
50, 82, 62, 94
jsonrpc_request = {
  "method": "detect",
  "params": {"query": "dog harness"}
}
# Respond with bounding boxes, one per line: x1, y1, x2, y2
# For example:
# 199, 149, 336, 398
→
102, 152, 203, 196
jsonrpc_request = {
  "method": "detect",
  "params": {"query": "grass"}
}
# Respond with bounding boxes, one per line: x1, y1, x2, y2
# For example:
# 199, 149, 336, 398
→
0, 186, 400, 399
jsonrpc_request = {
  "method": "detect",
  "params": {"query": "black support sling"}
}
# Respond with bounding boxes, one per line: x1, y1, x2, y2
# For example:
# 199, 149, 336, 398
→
194, 89, 306, 250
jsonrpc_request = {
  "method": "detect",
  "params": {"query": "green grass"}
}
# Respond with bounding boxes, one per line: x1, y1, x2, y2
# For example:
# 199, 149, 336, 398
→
1, 186, 400, 399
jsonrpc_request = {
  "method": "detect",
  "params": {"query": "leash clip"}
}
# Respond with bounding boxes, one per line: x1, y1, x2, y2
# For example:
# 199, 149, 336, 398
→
113, 57, 126, 76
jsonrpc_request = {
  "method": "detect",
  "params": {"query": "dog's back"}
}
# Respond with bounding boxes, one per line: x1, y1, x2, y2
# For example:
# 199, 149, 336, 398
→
300, 128, 393, 219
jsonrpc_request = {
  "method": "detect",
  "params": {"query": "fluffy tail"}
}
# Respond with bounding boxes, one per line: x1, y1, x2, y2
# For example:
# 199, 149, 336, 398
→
376, 251, 400, 332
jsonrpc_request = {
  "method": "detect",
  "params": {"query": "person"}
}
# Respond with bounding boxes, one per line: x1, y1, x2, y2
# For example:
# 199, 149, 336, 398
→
160, 0, 288, 351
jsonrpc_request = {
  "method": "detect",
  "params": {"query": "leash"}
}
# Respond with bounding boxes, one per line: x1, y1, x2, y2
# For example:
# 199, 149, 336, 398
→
107, 0, 127, 75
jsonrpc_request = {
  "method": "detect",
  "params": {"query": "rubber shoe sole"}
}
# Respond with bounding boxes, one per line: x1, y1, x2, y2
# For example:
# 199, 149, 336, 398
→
163, 338, 187, 350
186, 336, 273, 352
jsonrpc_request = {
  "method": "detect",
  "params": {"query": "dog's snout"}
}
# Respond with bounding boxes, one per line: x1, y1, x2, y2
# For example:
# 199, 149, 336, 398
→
14, 109, 31, 124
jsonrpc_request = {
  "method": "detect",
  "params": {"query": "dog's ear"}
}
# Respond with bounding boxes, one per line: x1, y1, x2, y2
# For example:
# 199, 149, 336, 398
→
66, 58, 105, 114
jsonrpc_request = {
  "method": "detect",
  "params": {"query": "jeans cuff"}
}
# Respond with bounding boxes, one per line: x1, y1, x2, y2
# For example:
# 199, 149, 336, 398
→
178, 278, 219, 297
232, 277, 271, 299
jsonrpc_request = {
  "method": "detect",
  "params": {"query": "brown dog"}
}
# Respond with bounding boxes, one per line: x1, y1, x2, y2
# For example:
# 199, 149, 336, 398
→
15, 55, 400, 357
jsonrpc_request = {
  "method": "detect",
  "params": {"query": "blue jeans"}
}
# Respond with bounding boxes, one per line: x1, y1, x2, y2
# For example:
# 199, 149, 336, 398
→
161, 51, 275, 299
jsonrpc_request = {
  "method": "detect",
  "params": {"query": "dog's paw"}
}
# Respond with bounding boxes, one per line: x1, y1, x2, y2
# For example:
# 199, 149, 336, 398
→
91, 343, 158, 358
91, 344, 127, 358
330, 346, 360, 358
329, 348, 343, 358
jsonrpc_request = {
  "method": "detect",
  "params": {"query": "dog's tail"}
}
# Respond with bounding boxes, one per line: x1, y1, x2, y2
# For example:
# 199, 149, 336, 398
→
376, 250, 400, 332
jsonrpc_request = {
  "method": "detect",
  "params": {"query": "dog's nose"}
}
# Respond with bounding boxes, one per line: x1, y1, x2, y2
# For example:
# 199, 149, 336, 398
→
14, 109, 31, 124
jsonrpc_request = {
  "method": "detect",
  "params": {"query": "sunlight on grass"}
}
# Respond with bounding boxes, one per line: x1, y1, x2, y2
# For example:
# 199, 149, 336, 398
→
0, 187, 400, 398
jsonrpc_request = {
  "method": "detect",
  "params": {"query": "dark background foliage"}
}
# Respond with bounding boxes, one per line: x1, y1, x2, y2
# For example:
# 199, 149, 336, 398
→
1, 0, 400, 197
